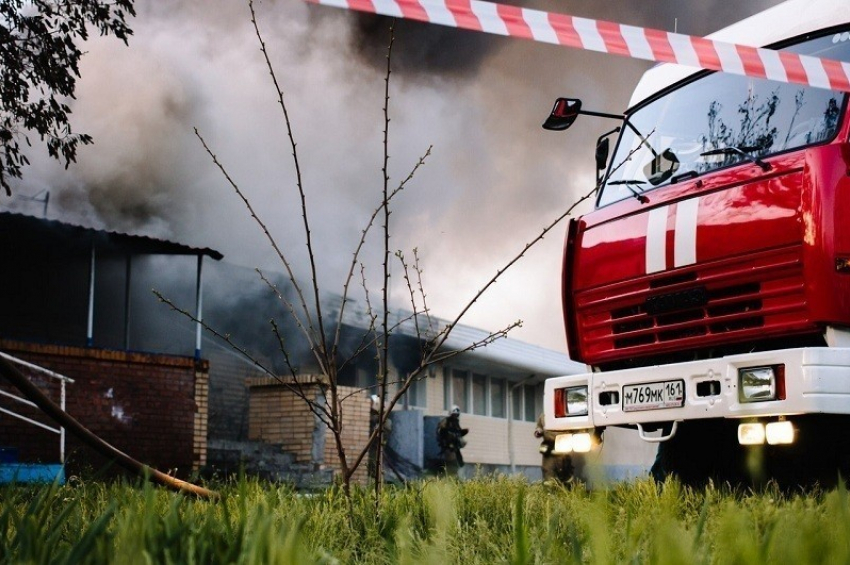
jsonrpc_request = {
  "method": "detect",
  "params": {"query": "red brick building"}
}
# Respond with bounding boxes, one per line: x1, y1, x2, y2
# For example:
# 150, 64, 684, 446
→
0, 340, 208, 476
0, 212, 220, 479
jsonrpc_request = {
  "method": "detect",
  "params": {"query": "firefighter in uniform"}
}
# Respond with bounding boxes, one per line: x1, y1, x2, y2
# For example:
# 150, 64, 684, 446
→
436, 405, 468, 477
535, 412, 574, 483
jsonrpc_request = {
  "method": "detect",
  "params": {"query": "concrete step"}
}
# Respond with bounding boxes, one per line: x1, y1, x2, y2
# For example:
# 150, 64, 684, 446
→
205, 439, 339, 488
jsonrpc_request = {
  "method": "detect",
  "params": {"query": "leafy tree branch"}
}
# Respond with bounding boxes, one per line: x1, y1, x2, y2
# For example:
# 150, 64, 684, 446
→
0, 0, 135, 195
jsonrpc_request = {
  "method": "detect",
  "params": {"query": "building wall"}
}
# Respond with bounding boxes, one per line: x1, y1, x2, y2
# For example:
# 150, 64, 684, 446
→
207, 346, 260, 442
425, 367, 444, 414
0, 339, 208, 478
248, 377, 371, 484
460, 416, 539, 467
424, 364, 542, 470
242, 358, 560, 481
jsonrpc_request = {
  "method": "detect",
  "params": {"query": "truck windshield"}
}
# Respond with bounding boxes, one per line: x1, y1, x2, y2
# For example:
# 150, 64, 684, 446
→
599, 29, 850, 208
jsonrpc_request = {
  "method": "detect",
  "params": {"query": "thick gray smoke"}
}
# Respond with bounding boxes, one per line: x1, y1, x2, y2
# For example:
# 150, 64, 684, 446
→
352, 14, 499, 76
4, 0, 784, 352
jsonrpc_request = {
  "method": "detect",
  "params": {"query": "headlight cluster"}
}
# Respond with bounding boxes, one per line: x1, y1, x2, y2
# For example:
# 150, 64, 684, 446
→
553, 432, 594, 453
737, 420, 795, 445
554, 385, 588, 418
738, 365, 785, 402
736, 364, 792, 445
551, 385, 592, 453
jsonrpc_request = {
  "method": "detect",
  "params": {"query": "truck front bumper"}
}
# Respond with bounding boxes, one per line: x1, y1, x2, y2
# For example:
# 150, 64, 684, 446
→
544, 347, 850, 436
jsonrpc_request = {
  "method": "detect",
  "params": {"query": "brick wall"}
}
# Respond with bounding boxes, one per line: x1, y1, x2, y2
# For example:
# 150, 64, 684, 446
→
207, 347, 262, 442
248, 376, 371, 484
0, 339, 208, 478
192, 368, 209, 471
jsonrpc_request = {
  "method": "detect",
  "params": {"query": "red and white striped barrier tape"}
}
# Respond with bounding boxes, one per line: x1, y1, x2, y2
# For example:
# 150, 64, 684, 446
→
306, 0, 850, 93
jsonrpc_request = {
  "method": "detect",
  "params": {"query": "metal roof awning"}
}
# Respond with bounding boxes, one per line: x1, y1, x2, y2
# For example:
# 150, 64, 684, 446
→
0, 212, 223, 260
0, 212, 223, 359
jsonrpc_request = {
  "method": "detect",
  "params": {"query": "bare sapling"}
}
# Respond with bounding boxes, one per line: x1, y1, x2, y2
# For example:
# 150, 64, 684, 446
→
160, 0, 595, 511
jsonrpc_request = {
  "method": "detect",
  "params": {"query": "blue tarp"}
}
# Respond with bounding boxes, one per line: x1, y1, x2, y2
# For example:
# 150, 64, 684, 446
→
0, 464, 65, 484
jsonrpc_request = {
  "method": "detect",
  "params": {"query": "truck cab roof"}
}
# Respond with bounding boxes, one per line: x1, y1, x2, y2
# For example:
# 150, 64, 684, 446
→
628, 0, 850, 109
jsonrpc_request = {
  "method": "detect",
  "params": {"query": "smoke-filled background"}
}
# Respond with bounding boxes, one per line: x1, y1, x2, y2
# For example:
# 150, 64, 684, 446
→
4, 0, 784, 353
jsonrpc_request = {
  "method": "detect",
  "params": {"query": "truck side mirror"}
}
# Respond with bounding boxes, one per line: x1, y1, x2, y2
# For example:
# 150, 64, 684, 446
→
543, 98, 582, 131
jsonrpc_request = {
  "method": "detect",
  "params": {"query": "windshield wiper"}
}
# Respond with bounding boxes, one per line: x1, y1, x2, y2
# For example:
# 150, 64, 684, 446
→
700, 145, 771, 171
671, 170, 698, 184
608, 180, 649, 204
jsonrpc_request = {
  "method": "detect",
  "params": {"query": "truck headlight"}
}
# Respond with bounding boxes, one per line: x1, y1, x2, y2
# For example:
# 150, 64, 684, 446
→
738, 365, 785, 403
737, 422, 765, 445
555, 385, 589, 417
553, 434, 574, 453
765, 421, 795, 445
571, 432, 593, 453
553, 432, 593, 454
738, 420, 796, 445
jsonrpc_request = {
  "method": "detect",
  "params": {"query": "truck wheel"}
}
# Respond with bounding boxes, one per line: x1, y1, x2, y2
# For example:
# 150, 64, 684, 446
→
649, 420, 746, 486
650, 416, 850, 489
762, 415, 850, 489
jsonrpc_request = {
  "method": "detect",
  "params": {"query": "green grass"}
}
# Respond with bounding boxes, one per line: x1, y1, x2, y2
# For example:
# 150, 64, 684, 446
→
2, 475, 850, 563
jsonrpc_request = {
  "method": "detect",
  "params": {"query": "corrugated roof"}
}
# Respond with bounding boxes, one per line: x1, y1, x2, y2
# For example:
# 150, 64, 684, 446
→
0, 212, 223, 260
331, 296, 585, 377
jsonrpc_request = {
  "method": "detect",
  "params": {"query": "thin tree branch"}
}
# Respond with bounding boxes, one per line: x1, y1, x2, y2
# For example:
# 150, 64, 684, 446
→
333, 145, 431, 358
193, 129, 318, 347
257, 269, 330, 376
248, 0, 330, 366
154, 291, 332, 425
427, 184, 598, 356
374, 21, 396, 497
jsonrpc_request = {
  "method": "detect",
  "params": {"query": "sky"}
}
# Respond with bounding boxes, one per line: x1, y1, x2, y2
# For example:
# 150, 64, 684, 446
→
4, 0, 785, 355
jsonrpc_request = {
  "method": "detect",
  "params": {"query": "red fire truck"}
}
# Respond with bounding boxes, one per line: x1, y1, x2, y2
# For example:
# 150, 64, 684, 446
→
543, 0, 850, 485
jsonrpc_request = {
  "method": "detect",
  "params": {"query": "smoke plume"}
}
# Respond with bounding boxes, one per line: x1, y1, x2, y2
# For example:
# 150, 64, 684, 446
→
4, 0, 784, 353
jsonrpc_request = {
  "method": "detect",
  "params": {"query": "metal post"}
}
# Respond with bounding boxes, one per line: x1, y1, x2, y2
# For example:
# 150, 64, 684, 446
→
195, 255, 204, 360
86, 243, 96, 347
508, 374, 536, 475
124, 254, 132, 350
508, 386, 515, 474
60, 380, 66, 464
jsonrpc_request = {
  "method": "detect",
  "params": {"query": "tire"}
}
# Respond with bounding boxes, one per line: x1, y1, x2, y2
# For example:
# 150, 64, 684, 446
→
650, 420, 747, 487
650, 416, 850, 489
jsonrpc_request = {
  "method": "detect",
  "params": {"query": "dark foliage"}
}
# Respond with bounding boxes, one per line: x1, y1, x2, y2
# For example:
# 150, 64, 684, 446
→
0, 0, 136, 195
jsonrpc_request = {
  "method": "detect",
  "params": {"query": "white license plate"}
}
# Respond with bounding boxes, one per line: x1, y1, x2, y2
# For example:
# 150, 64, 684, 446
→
623, 380, 685, 412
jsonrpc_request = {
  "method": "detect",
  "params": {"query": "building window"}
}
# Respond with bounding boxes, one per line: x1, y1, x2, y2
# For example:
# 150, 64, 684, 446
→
524, 384, 537, 422
355, 367, 372, 390
490, 378, 505, 418
406, 374, 427, 408
443, 367, 530, 420
452, 369, 467, 412
472, 373, 487, 415
511, 384, 522, 420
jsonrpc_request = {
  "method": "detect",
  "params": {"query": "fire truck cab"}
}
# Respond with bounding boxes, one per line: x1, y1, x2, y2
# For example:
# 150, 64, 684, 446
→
544, 0, 850, 484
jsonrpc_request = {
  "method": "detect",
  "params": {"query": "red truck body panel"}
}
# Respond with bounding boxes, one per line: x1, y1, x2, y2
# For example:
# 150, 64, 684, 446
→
564, 139, 850, 366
